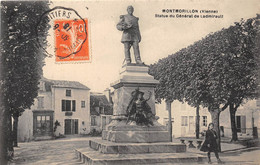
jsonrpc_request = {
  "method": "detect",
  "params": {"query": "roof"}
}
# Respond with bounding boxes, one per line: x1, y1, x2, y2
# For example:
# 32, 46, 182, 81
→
90, 93, 110, 105
41, 77, 90, 90
90, 93, 113, 115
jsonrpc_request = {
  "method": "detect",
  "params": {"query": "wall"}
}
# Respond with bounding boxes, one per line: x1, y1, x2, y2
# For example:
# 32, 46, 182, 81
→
220, 99, 260, 137
18, 90, 53, 142
90, 115, 101, 132
52, 87, 90, 135
156, 99, 260, 138
156, 100, 211, 137
17, 110, 33, 142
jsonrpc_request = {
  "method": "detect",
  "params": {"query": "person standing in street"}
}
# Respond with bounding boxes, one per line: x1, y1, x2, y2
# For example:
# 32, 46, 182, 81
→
200, 123, 223, 164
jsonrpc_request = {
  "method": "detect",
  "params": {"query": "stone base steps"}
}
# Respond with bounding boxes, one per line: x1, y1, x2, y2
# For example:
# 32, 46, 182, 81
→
34, 136, 53, 141
75, 148, 207, 165
89, 139, 186, 154
102, 130, 170, 143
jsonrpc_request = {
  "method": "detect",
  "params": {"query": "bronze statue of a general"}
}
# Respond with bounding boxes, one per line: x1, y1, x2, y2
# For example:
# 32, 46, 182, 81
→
117, 6, 143, 64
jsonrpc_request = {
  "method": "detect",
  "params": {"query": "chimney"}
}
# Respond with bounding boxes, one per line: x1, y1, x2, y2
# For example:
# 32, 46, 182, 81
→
104, 88, 112, 103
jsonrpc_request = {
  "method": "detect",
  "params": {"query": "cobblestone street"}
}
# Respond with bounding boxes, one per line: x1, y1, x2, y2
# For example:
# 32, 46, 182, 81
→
10, 137, 260, 165
11, 137, 96, 165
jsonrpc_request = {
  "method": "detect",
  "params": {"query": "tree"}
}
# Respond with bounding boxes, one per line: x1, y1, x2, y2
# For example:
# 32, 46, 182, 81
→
150, 16, 259, 150
212, 17, 260, 141
225, 18, 259, 141
1, 1, 50, 162
195, 105, 200, 139
149, 57, 181, 142
166, 101, 173, 141
178, 34, 230, 151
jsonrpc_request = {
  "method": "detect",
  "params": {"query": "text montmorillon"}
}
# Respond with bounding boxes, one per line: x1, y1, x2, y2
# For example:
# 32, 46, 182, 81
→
162, 9, 218, 14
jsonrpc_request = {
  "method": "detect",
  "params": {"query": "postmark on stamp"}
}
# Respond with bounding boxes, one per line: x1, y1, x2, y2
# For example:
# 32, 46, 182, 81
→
36, 6, 90, 62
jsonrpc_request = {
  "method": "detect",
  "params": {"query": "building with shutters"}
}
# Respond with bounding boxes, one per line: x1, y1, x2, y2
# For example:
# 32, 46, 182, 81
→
18, 78, 91, 142
156, 98, 260, 138
90, 89, 113, 132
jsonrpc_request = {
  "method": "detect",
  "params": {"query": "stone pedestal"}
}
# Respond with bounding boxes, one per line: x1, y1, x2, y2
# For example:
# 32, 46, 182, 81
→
102, 64, 170, 143
111, 64, 159, 116
89, 139, 186, 154
76, 64, 206, 164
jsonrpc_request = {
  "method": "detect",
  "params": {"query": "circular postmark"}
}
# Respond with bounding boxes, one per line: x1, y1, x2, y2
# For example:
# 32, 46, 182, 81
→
36, 6, 89, 62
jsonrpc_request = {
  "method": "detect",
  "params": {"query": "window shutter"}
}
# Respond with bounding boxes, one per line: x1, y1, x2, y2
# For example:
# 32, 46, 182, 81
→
75, 119, 78, 134
241, 116, 246, 133
62, 100, 66, 111
72, 100, 76, 111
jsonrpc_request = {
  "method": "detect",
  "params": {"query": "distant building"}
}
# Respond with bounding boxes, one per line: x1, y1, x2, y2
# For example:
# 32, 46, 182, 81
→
90, 89, 113, 132
18, 78, 91, 142
156, 98, 260, 138
156, 101, 210, 137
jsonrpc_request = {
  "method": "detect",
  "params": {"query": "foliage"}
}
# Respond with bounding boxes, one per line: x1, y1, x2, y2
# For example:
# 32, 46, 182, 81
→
1, 1, 50, 115
149, 15, 259, 147
53, 120, 61, 133
150, 15, 259, 112
1, 1, 50, 161
89, 129, 102, 136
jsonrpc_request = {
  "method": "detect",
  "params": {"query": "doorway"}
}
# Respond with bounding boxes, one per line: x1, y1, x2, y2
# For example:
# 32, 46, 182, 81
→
101, 116, 106, 130
64, 119, 78, 135
189, 116, 195, 133
236, 116, 246, 133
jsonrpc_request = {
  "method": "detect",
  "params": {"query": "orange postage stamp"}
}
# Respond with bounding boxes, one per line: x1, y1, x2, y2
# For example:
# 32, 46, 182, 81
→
36, 7, 90, 63
54, 19, 89, 62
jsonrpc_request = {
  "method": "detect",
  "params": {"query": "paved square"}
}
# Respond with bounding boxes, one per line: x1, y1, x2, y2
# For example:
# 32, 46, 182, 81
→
11, 137, 260, 165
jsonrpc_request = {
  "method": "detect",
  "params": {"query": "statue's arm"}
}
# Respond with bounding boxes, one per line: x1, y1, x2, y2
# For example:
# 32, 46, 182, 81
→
116, 15, 125, 31
145, 91, 152, 101
136, 17, 141, 42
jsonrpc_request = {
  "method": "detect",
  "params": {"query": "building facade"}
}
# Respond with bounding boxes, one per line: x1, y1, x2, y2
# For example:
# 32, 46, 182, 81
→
156, 98, 260, 138
18, 78, 91, 142
90, 90, 113, 132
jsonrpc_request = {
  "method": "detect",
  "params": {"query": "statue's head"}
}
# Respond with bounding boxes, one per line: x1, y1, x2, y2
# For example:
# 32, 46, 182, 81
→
137, 91, 144, 100
127, 6, 134, 15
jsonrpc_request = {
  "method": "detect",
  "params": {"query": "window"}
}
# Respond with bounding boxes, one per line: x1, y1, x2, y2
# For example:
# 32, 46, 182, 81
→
202, 116, 207, 126
39, 81, 44, 91
108, 116, 112, 124
91, 116, 97, 126
100, 107, 104, 114
81, 101, 85, 108
181, 116, 188, 126
66, 89, 71, 97
62, 100, 76, 111
37, 97, 44, 109
35, 115, 51, 135
33, 111, 53, 136
256, 99, 260, 107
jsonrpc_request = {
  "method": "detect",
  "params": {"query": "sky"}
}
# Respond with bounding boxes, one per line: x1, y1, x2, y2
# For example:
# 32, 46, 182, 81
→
43, 0, 259, 92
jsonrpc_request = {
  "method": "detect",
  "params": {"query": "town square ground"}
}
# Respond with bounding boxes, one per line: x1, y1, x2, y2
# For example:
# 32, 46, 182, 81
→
11, 137, 260, 165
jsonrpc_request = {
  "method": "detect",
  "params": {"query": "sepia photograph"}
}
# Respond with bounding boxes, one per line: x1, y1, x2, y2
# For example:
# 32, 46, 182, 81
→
0, 0, 259, 164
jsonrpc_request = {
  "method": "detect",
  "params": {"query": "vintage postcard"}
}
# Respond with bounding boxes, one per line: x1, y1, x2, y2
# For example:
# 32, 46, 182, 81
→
0, 0, 259, 164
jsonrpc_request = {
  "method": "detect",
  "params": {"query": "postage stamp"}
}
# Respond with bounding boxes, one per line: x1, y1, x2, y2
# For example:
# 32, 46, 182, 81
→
54, 19, 89, 62
36, 6, 90, 62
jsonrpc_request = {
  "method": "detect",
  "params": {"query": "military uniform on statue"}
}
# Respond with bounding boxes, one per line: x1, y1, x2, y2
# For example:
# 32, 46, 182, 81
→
117, 5, 142, 64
